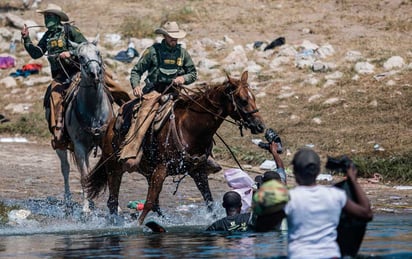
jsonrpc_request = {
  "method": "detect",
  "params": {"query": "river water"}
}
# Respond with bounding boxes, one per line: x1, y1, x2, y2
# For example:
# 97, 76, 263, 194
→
0, 199, 411, 259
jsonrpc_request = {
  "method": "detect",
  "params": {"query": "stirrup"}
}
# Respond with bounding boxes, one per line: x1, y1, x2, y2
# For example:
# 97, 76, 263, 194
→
51, 138, 67, 150
54, 123, 64, 140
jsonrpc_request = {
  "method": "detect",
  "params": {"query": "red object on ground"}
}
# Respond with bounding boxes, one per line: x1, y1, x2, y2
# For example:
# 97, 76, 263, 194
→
137, 203, 144, 211
22, 63, 42, 71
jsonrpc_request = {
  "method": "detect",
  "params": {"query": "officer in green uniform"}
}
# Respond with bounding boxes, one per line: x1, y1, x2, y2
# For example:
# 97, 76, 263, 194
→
21, 3, 130, 149
122, 21, 221, 174
21, 3, 87, 149
121, 21, 198, 169
130, 21, 197, 97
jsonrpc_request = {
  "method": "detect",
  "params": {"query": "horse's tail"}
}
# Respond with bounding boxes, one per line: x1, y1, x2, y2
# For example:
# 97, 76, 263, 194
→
86, 156, 110, 199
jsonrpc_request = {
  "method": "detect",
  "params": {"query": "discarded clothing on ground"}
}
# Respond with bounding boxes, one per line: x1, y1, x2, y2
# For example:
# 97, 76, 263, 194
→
0, 56, 15, 69
0, 114, 10, 124
113, 47, 139, 63
253, 37, 286, 51
22, 63, 42, 72
264, 37, 285, 51
10, 63, 42, 77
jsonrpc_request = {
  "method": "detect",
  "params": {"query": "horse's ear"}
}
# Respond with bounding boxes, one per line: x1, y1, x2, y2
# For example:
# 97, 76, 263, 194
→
240, 71, 248, 83
225, 71, 231, 80
92, 34, 100, 46
69, 40, 79, 49
226, 71, 235, 85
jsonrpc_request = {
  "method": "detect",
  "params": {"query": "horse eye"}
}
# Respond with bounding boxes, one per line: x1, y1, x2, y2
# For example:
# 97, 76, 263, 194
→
239, 98, 248, 106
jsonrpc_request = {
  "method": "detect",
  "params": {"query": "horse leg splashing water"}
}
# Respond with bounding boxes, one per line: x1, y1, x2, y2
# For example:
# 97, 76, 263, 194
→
87, 71, 265, 224
58, 38, 114, 214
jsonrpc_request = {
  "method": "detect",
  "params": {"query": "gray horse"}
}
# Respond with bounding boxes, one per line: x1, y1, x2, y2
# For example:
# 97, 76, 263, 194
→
56, 38, 114, 213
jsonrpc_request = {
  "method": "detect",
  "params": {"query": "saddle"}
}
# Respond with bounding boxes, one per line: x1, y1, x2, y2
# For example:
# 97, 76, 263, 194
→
114, 92, 175, 162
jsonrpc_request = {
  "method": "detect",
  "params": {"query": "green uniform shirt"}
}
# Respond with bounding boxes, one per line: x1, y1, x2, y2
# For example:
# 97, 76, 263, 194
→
22, 24, 87, 78
130, 39, 197, 89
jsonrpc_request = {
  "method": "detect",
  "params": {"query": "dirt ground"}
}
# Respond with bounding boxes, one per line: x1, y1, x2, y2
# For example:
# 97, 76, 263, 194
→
3, 0, 410, 160
0, 141, 410, 216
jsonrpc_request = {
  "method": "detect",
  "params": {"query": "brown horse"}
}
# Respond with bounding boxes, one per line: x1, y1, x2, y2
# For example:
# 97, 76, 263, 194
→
86, 71, 265, 224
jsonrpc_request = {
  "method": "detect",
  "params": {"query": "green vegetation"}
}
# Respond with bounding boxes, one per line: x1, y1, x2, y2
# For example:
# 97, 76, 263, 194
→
162, 6, 198, 24
353, 153, 412, 184
118, 5, 199, 39
0, 201, 20, 225
0, 102, 49, 139
119, 17, 156, 39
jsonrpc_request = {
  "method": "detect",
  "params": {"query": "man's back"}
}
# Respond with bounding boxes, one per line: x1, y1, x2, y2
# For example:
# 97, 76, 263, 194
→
206, 212, 253, 232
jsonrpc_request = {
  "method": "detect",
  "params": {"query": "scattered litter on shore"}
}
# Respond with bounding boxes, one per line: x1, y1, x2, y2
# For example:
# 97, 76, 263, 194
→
0, 137, 28, 143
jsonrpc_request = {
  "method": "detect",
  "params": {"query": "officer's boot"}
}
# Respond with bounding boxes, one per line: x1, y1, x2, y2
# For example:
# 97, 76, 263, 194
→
51, 106, 66, 149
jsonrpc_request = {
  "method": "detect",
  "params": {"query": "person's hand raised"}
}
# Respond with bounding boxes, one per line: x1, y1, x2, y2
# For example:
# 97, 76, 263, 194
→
346, 163, 358, 181
21, 24, 29, 38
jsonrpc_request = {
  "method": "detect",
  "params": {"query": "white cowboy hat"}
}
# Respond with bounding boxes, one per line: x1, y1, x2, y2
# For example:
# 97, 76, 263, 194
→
154, 21, 186, 39
36, 3, 69, 22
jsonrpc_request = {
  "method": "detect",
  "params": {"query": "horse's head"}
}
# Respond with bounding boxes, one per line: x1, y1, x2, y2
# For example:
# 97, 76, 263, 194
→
223, 71, 265, 134
70, 36, 103, 84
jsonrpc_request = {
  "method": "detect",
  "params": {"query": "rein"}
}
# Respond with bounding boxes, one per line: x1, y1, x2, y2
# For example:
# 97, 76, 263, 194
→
215, 132, 244, 171
70, 88, 109, 155
176, 83, 258, 137
175, 84, 244, 130
174, 83, 253, 171
69, 45, 107, 155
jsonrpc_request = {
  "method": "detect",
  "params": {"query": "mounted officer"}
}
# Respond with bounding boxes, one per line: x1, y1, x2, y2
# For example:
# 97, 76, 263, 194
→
21, 3, 130, 149
120, 21, 197, 169
120, 21, 220, 174
129, 21, 197, 98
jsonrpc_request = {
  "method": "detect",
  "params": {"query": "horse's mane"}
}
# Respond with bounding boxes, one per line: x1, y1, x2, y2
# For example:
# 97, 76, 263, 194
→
176, 80, 232, 107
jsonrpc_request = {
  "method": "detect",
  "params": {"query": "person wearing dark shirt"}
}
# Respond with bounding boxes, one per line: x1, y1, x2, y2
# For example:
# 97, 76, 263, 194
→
206, 191, 253, 232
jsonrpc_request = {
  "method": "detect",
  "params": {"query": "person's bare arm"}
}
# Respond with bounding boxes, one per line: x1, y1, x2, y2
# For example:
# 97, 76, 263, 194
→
269, 142, 286, 183
342, 164, 373, 221
269, 142, 284, 169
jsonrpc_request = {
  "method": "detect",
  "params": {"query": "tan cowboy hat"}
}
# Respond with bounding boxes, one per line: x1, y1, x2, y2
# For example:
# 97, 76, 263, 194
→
36, 3, 69, 22
154, 21, 186, 39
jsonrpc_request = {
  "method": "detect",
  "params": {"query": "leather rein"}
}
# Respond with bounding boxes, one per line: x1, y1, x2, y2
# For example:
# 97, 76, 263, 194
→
170, 82, 259, 171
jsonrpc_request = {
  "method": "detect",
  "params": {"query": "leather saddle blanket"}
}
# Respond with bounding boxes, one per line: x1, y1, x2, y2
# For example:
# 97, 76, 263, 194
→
114, 93, 175, 160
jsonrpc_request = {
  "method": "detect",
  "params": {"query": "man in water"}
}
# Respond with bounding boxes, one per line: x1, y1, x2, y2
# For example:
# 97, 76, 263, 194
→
206, 191, 253, 232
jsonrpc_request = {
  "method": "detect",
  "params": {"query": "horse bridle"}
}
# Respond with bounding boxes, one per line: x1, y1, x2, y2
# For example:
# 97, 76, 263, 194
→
175, 82, 258, 171
78, 45, 103, 87
225, 83, 259, 136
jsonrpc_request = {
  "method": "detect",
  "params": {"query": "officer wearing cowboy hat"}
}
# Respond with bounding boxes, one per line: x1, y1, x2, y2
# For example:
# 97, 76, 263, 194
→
21, 3, 130, 149
21, 3, 88, 149
129, 21, 197, 97
121, 21, 200, 170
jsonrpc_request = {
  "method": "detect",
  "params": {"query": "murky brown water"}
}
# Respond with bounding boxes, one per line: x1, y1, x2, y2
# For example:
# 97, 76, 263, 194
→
1, 142, 412, 258
0, 211, 411, 258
